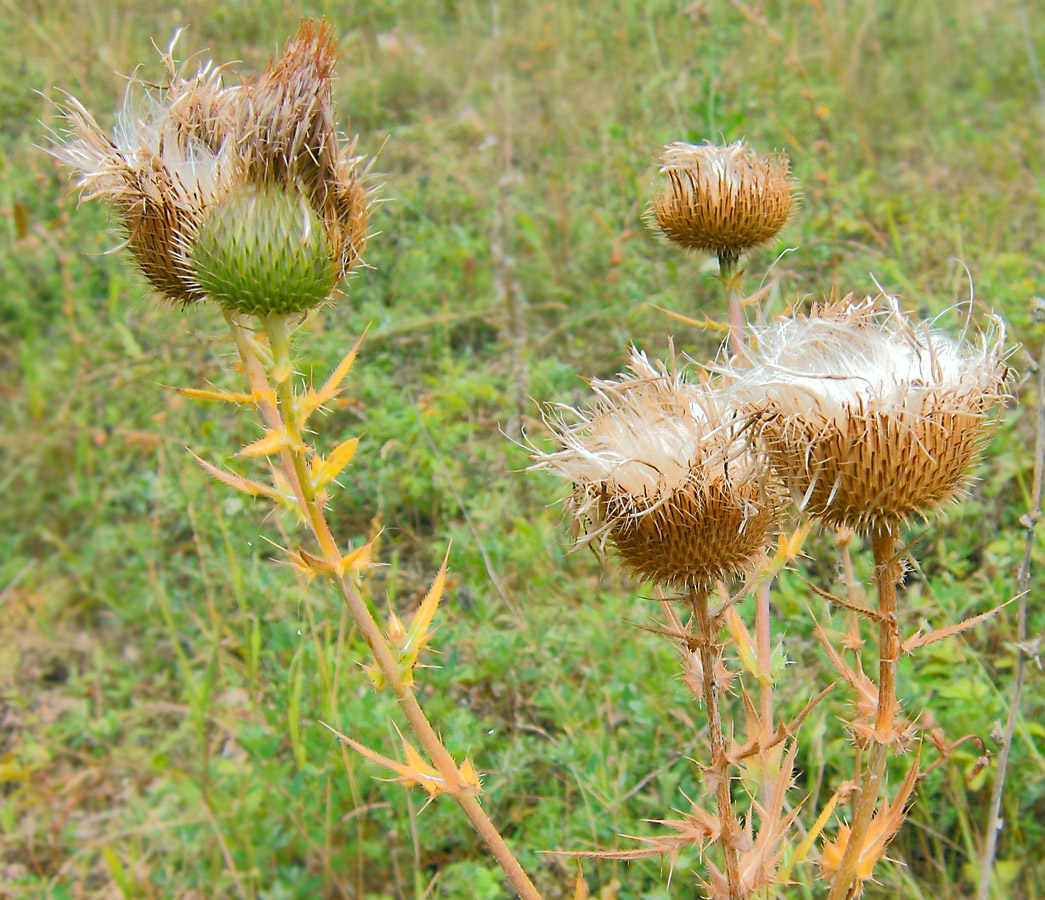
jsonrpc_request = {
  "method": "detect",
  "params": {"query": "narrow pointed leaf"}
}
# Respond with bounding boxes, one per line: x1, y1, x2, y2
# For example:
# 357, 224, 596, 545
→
311, 437, 360, 491
298, 330, 368, 422
901, 598, 1014, 654
168, 385, 256, 404
320, 722, 446, 797
189, 451, 284, 501
239, 429, 308, 457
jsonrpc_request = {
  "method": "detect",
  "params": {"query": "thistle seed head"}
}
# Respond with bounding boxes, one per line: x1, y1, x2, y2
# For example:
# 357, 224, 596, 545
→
531, 350, 778, 589
51, 20, 369, 314
728, 296, 1009, 531
652, 140, 794, 259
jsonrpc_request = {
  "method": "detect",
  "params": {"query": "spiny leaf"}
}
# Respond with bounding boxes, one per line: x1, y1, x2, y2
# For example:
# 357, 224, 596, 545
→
189, 451, 287, 503
289, 540, 374, 580
320, 723, 449, 798
726, 607, 762, 681
396, 546, 451, 684
297, 329, 368, 423
311, 436, 360, 491
239, 429, 309, 458
901, 597, 1014, 654
167, 385, 256, 404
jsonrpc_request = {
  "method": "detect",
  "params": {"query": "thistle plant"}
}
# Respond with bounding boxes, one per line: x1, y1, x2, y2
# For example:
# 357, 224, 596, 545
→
52, 22, 542, 900
729, 295, 1010, 898
652, 138, 798, 825
531, 351, 804, 900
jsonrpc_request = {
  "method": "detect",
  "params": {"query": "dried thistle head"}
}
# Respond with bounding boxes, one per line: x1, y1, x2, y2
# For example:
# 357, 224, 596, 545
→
51, 20, 370, 316
530, 350, 778, 589
652, 140, 794, 260
728, 295, 1010, 532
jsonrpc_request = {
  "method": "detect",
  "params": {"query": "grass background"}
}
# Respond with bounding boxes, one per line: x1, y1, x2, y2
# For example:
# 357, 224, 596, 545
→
1, 0, 1044, 897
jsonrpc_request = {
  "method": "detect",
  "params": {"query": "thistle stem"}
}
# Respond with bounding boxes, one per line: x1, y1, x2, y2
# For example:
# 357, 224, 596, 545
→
226, 314, 543, 900
690, 587, 743, 900
716, 250, 774, 807
826, 523, 902, 900
717, 251, 744, 357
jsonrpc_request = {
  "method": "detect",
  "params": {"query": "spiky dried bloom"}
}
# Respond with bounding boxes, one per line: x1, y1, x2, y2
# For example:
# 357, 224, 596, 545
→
728, 296, 1009, 532
652, 141, 794, 259
530, 351, 778, 589
51, 20, 369, 315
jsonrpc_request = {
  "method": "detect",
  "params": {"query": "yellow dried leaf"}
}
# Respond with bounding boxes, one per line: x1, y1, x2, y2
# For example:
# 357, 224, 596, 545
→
311, 437, 360, 491
321, 722, 448, 797
169, 386, 256, 404
189, 451, 284, 502
239, 429, 308, 457
298, 330, 368, 423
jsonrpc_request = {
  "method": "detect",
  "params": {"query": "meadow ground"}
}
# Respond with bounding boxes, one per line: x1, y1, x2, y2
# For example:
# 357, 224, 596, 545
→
1, 1, 1044, 898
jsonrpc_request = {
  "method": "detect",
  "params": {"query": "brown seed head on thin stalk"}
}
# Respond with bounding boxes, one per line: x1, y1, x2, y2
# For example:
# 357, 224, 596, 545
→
530, 350, 778, 589
727, 295, 1010, 532
652, 140, 795, 259
51, 19, 370, 316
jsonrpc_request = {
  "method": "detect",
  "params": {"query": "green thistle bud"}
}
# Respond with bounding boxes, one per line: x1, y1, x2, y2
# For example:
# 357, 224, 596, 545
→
190, 181, 338, 316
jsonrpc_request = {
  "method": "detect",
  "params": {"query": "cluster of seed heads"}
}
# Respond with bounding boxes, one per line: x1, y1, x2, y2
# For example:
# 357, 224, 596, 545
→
532, 296, 1007, 587
531, 143, 1008, 588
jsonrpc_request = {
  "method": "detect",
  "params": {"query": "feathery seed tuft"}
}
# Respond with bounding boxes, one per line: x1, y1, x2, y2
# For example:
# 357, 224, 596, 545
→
728, 296, 1009, 531
531, 350, 778, 588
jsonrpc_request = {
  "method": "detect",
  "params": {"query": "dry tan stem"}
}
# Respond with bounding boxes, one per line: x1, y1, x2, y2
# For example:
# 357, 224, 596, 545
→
690, 587, 743, 900
225, 314, 543, 900
826, 523, 901, 900
716, 252, 774, 812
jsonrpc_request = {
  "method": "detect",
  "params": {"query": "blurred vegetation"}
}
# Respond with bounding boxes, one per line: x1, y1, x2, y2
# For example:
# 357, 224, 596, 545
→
1, 1, 1043, 898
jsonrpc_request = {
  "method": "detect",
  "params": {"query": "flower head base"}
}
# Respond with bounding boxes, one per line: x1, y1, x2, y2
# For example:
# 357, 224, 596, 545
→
730, 296, 1009, 532
52, 20, 369, 316
652, 141, 794, 260
531, 351, 777, 589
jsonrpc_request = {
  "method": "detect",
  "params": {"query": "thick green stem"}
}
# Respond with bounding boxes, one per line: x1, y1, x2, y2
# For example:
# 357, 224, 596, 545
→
827, 524, 901, 900
227, 314, 543, 900
690, 587, 743, 900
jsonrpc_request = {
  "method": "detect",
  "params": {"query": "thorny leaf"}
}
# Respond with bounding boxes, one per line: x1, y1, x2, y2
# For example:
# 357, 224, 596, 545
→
553, 803, 721, 884
768, 522, 811, 574
239, 428, 309, 457
778, 785, 840, 883
321, 722, 480, 799
901, 597, 1014, 654
286, 540, 374, 581
820, 753, 921, 890
189, 451, 292, 506
813, 616, 878, 720
297, 330, 368, 425
394, 547, 451, 686
310, 436, 360, 492
726, 607, 763, 683
168, 385, 258, 404
704, 742, 803, 899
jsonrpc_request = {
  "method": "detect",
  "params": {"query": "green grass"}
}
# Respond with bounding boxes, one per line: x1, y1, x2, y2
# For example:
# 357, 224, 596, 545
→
2, 1, 1044, 898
